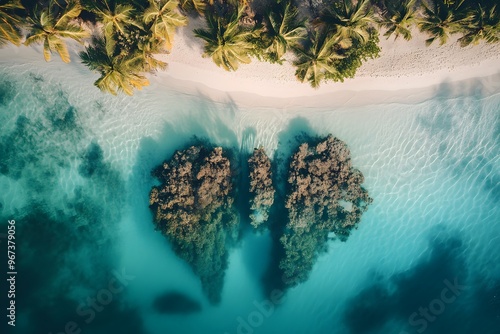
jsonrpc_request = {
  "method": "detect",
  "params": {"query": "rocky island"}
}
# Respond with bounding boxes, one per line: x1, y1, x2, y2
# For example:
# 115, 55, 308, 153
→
149, 145, 238, 303
279, 135, 373, 286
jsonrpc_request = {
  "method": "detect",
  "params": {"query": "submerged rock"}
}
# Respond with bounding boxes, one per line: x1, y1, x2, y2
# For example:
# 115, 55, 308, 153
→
150, 145, 238, 304
153, 292, 202, 314
150, 136, 371, 296
280, 135, 372, 286
79, 142, 105, 178
248, 147, 275, 228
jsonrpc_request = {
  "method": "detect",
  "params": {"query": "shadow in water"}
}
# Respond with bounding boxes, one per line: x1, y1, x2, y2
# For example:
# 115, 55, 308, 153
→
153, 292, 202, 314
0, 76, 15, 106
0, 77, 146, 333
129, 93, 244, 305
258, 116, 317, 298
237, 127, 260, 231
417, 79, 500, 205
79, 141, 106, 178
342, 227, 499, 334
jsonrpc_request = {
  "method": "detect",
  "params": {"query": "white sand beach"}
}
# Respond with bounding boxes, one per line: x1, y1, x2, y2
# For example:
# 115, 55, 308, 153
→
0, 18, 498, 108
152, 19, 500, 106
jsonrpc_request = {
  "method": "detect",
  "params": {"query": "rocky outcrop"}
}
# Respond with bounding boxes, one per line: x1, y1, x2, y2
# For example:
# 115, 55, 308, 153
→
150, 145, 238, 304
150, 135, 372, 295
248, 147, 275, 228
279, 135, 372, 286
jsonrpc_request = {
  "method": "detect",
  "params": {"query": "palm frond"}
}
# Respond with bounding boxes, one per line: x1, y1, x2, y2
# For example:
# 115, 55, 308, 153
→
418, 0, 471, 46
80, 36, 150, 95
194, 5, 254, 71
24, 1, 89, 62
0, 0, 24, 46
144, 0, 187, 51
319, 0, 376, 44
292, 31, 344, 88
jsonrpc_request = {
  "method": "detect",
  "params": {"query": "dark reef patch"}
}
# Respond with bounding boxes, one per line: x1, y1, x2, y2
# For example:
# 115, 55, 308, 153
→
258, 121, 372, 292
0, 84, 83, 180
343, 235, 467, 334
260, 118, 316, 296
0, 116, 32, 178
149, 143, 239, 304
79, 141, 105, 178
0, 73, 140, 334
51, 106, 78, 131
342, 230, 499, 334
153, 292, 202, 314
28, 72, 44, 82
0, 78, 15, 106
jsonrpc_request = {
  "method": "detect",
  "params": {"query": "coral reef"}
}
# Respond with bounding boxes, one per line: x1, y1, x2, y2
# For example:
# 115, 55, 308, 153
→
280, 135, 372, 286
150, 135, 372, 296
248, 147, 275, 228
150, 145, 238, 304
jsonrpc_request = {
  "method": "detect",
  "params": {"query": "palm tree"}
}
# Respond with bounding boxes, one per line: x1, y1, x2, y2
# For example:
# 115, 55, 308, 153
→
260, 1, 307, 63
143, 0, 187, 51
194, 6, 254, 71
0, 0, 24, 46
379, 0, 417, 40
88, 0, 141, 55
418, 0, 471, 46
179, 0, 205, 16
25, 0, 89, 63
80, 36, 149, 95
318, 0, 376, 44
293, 31, 344, 88
458, 4, 500, 47
138, 35, 168, 72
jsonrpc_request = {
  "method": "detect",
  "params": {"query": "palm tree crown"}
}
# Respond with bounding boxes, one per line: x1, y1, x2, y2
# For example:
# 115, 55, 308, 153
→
379, 0, 417, 40
319, 0, 376, 44
293, 31, 344, 88
179, 0, 205, 16
25, 0, 89, 63
458, 3, 500, 47
0, 0, 24, 46
89, 0, 141, 55
259, 1, 307, 63
194, 6, 254, 71
143, 0, 187, 51
80, 36, 149, 95
137, 34, 168, 73
418, 0, 471, 46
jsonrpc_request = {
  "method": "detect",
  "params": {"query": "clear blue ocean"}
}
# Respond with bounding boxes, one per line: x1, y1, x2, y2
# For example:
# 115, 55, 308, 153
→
0, 53, 499, 334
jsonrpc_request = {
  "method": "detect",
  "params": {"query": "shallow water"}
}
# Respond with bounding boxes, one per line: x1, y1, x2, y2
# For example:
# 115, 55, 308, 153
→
0, 56, 499, 334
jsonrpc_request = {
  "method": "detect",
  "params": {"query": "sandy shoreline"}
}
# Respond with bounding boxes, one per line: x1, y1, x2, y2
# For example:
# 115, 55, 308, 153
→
0, 20, 499, 108
153, 19, 500, 106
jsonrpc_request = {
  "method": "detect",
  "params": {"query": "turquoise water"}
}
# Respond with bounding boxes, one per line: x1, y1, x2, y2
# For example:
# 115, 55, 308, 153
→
0, 56, 499, 334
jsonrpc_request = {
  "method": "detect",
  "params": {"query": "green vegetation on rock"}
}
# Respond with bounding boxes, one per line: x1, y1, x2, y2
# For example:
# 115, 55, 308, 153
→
149, 135, 372, 300
149, 145, 238, 304
279, 135, 372, 286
